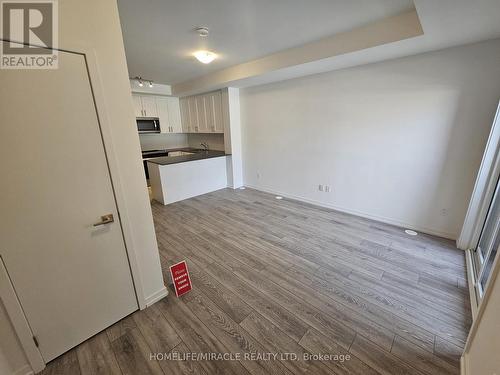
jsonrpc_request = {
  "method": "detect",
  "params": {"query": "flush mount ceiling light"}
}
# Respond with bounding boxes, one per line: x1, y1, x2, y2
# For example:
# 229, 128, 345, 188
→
131, 76, 153, 88
193, 50, 217, 64
193, 26, 217, 64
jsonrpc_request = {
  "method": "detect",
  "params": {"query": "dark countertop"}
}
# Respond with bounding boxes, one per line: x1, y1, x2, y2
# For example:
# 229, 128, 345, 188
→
146, 148, 227, 166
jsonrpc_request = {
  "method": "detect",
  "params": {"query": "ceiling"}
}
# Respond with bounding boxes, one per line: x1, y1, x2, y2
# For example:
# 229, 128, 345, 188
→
118, 0, 414, 85
118, 0, 500, 94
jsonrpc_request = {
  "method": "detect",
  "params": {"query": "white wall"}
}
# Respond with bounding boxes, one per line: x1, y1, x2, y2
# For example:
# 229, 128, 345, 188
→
241, 39, 500, 239
1, 0, 165, 373
59, 0, 165, 305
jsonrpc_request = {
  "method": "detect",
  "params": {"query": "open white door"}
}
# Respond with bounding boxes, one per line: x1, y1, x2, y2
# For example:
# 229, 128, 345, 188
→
0, 44, 138, 362
472, 177, 500, 302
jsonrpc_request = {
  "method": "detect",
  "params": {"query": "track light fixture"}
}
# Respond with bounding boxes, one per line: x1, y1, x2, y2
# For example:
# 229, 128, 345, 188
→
131, 76, 153, 88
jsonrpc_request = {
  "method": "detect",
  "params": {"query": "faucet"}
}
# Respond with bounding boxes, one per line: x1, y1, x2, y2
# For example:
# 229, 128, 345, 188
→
200, 142, 209, 151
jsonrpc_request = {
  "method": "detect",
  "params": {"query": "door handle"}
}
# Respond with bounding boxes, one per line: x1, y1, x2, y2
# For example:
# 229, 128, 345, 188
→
93, 214, 114, 227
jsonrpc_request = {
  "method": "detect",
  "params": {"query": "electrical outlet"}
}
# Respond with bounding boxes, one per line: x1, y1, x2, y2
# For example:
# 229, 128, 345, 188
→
325, 186, 331, 193
318, 184, 323, 191
441, 208, 448, 216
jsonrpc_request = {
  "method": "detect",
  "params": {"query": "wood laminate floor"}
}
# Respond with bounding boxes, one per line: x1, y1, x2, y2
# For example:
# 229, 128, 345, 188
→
42, 188, 471, 375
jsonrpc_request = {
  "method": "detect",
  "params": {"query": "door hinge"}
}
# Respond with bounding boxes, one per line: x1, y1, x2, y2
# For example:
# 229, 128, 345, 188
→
33, 335, 39, 347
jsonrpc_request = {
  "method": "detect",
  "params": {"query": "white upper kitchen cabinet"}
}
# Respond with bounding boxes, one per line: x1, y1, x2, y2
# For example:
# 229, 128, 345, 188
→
156, 97, 170, 133
132, 94, 158, 118
132, 94, 143, 117
179, 97, 191, 133
156, 96, 183, 133
167, 97, 182, 133
177, 91, 224, 134
187, 96, 199, 132
156, 96, 183, 134
140, 96, 158, 118
207, 91, 224, 133
196, 95, 208, 133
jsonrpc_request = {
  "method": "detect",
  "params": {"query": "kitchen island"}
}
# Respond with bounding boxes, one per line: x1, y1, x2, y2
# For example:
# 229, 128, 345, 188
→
147, 149, 228, 205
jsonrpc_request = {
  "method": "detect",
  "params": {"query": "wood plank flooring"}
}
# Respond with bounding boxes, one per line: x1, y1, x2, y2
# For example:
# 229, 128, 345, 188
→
41, 188, 471, 375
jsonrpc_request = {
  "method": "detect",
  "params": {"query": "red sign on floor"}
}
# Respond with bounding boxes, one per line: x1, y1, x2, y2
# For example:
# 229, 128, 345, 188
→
169, 260, 192, 297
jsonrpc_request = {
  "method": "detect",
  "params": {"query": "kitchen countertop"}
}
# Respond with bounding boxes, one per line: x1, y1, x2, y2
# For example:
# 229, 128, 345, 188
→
146, 148, 227, 166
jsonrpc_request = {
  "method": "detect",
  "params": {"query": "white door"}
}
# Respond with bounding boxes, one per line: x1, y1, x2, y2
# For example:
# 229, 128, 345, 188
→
0, 45, 138, 362
132, 94, 143, 117
167, 97, 183, 133
156, 97, 171, 133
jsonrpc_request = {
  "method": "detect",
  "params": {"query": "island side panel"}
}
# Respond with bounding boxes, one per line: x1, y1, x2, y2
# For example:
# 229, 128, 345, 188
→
156, 156, 228, 205
147, 161, 166, 204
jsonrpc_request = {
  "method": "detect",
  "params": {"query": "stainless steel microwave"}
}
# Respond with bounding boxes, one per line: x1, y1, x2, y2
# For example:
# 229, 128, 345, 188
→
137, 118, 160, 133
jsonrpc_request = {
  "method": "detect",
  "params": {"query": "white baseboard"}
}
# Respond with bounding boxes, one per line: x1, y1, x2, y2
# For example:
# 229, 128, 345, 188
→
245, 184, 457, 240
460, 354, 468, 375
13, 364, 33, 375
144, 286, 168, 308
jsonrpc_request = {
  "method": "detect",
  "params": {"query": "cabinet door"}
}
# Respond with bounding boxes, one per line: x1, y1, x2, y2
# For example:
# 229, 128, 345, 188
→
188, 96, 199, 132
167, 97, 182, 133
179, 97, 191, 133
156, 97, 170, 133
132, 94, 143, 117
212, 91, 224, 133
141, 96, 158, 118
204, 93, 215, 133
196, 95, 208, 133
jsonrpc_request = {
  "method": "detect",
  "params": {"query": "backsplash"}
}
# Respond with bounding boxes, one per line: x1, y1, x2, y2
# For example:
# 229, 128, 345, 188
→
187, 133, 225, 151
139, 133, 188, 151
